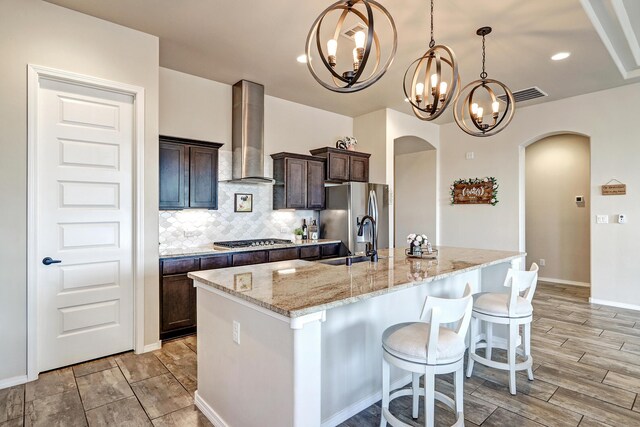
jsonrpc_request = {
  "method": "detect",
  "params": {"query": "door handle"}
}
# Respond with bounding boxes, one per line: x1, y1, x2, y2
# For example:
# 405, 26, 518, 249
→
42, 257, 62, 266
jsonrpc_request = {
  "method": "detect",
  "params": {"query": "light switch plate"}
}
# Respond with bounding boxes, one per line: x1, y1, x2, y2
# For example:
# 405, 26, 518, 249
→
465, 152, 475, 160
596, 215, 608, 224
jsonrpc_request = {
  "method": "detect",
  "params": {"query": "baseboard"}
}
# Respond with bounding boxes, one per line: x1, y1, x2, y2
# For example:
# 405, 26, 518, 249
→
589, 298, 640, 312
0, 375, 28, 390
538, 277, 590, 287
141, 341, 162, 353
195, 391, 229, 427
320, 374, 412, 427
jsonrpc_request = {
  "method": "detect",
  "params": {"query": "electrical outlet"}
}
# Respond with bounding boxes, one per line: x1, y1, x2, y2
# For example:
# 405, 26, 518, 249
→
539, 259, 546, 267
596, 215, 609, 224
465, 151, 475, 160
280, 227, 289, 233
233, 321, 240, 344
618, 214, 627, 224
184, 230, 198, 237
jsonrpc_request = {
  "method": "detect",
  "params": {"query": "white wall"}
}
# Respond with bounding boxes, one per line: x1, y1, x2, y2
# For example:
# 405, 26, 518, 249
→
160, 68, 353, 154
353, 109, 388, 184
439, 83, 640, 307
526, 134, 590, 284
0, 0, 159, 384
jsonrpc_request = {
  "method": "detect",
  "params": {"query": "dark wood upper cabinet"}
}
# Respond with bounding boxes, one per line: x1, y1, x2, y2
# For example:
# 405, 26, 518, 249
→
159, 142, 188, 209
159, 135, 223, 209
271, 152, 325, 210
309, 147, 371, 183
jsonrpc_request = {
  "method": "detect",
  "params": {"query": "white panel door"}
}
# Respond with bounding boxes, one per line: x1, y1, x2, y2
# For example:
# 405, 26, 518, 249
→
36, 77, 134, 372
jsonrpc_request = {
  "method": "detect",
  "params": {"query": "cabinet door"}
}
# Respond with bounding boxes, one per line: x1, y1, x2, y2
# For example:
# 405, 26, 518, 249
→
159, 142, 188, 209
189, 146, 219, 209
327, 152, 350, 182
321, 243, 342, 258
307, 160, 325, 209
160, 274, 196, 333
349, 156, 369, 182
285, 158, 307, 209
299, 245, 320, 260
268, 247, 299, 262
232, 251, 269, 266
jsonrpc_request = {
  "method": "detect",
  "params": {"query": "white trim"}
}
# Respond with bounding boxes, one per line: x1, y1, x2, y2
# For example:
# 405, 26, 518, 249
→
589, 298, 640, 312
27, 64, 146, 380
538, 277, 590, 288
195, 391, 230, 427
320, 373, 412, 427
142, 342, 162, 353
0, 375, 29, 390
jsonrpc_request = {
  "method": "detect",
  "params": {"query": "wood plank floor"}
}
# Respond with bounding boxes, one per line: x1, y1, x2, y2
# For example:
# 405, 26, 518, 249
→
2, 283, 640, 426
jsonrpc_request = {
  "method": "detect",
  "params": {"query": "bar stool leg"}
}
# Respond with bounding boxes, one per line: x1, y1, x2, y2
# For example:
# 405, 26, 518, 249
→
486, 321, 493, 361
412, 373, 420, 419
454, 367, 464, 416
380, 357, 390, 427
508, 321, 517, 395
424, 368, 435, 427
466, 316, 477, 378
524, 322, 534, 380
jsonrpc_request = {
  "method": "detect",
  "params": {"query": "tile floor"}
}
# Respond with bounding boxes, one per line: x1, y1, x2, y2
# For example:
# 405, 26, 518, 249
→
2, 283, 640, 426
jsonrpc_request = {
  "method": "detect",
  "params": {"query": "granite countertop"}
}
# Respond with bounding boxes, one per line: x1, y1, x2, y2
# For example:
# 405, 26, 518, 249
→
159, 239, 342, 259
188, 246, 524, 318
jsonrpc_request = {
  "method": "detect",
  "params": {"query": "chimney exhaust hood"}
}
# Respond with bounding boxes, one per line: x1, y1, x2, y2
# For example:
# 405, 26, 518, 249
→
225, 80, 274, 184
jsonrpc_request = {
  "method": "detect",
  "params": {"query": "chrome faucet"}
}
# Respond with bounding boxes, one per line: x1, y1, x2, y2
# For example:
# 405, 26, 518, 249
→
357, 215, 378, 262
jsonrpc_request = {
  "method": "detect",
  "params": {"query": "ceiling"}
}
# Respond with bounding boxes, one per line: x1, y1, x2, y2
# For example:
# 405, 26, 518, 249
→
45, 0, 640, 120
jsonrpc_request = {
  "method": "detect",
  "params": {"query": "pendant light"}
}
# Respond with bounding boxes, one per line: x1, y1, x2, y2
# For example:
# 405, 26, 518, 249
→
453, 27, 515, 137
402, 0, 459, 121
305, 0, 397, 93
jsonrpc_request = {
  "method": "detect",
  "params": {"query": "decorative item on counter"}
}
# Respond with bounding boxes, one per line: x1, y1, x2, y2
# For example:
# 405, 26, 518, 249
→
294, 228, 303, 241
234, 193, 253, 212
405, 233, 437, 259
450, 177, 498, 205
335, 136, 358, 151
309, 219, 319, 240
302, 219, 309, 239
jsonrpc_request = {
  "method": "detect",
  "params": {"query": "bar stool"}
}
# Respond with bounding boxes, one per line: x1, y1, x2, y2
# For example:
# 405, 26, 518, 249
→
466, 263, 539, 395
380, 284, 473, 427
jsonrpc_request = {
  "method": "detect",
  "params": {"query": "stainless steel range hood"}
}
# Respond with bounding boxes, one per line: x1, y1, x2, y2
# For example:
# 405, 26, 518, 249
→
225, 80, 274, 184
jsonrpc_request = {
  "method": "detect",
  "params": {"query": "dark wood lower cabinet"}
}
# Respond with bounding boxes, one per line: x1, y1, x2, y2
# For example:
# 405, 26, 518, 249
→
232, 251, 268, 266
160, 274, 196, 339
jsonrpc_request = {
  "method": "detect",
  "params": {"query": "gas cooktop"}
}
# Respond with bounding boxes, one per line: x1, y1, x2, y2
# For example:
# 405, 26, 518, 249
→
214, 238, 293, 249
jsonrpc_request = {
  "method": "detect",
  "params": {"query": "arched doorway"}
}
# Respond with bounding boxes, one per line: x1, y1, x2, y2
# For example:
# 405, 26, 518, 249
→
393, 136, 437, 248
522, 133, 591, 288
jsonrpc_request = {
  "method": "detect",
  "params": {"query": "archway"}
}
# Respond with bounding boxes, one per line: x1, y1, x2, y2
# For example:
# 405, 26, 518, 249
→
393, 136, 437, 248
520, 132, 591, 289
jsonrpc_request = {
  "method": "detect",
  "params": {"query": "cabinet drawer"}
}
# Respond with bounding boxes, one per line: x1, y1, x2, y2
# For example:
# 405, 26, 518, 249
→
269, 247, 299, 262
321, 243, 341, 258
232, 251, 268, 266
162, 257, 199, 275
200, 254, 230, 270
299, 245, 320, 260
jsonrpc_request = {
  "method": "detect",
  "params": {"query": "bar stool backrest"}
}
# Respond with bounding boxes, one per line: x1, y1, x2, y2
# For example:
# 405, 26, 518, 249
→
503, 263, 539, 317
419, 284, 473, 364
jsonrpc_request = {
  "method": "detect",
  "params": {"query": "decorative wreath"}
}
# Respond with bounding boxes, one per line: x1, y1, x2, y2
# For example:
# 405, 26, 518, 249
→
450, 177, 499, 206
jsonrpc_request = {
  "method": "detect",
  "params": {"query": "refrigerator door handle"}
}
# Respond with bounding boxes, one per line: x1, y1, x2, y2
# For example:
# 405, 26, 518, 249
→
368, 189, 378, 244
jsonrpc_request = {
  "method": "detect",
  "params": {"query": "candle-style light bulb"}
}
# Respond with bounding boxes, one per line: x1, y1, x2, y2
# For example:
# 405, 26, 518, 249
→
430, 73, 438, 88
327, 39, 337, 67
439, 81, 448, 95
415, 82, 424, 103
476, 107, 484, 123
492, 101, 500, 113
354, 31, 366, 49
352, 48, 360, 71
471, 103, 478, 114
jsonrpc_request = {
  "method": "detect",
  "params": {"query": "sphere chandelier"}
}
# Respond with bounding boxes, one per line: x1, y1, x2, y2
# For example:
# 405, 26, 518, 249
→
305, 0, 397, 93
453, 27, 515, 137
402, 0, 460, 121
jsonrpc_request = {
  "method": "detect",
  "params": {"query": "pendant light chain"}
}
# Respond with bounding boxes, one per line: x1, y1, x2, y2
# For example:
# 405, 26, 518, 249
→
480, 34, 487, 80
429, 0, 435, 48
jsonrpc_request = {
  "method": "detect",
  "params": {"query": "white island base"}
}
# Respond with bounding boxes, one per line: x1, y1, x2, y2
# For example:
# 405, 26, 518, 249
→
191, 248, 522, 427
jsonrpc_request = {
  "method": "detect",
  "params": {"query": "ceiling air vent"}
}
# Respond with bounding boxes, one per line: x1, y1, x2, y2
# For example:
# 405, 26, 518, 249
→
341, 23, 368, 40
498, 86, 548, 103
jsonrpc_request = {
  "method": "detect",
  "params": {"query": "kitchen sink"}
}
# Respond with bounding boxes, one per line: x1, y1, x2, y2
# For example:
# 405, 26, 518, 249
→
319, 255, 385, 266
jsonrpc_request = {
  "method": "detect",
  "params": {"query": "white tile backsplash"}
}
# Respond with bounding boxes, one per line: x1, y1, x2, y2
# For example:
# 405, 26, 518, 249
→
159, 151, 318, 250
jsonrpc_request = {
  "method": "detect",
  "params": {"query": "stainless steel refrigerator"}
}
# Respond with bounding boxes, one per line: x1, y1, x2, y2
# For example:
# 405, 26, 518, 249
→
320, 183, 390, 256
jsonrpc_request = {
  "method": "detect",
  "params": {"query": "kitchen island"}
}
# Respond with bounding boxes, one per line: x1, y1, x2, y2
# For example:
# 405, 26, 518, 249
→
189, 246, 524, 427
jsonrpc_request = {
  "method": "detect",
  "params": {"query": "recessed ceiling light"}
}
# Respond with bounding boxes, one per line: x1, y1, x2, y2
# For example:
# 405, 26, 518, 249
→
551, 52, 570, 61
296, 54, 308, 63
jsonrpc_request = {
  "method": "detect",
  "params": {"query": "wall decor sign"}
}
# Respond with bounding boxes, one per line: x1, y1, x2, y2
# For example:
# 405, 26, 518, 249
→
450, 177, 498, 206
602, 179, 626, 196
234, 193, 253, 212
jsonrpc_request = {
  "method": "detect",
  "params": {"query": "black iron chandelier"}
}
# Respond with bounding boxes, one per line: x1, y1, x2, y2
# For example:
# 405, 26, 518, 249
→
402, 0, 459, 121
305, 0, 397, 93
453, 27, 515, 137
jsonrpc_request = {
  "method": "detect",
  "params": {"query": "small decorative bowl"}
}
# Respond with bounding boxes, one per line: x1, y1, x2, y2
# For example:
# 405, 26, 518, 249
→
405, 247, 438, 259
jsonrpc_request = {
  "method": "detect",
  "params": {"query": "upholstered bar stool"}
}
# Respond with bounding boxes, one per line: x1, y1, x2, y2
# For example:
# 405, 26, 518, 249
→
466, 263, 539, 395
380, 285, 473, 427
